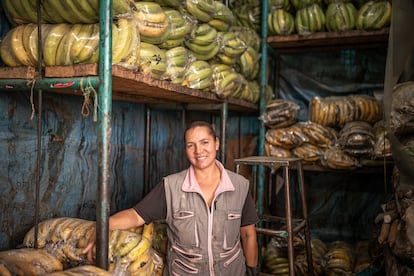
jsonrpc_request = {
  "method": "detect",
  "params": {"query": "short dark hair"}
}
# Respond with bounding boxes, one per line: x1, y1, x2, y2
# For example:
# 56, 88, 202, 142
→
184, 121, 217, 142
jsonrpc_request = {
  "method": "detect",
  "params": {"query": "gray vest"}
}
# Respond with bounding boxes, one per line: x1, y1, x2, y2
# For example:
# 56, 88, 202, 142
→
163, 169, 249, 276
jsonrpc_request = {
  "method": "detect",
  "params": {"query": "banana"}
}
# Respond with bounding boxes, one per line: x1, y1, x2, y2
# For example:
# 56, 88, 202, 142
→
185, 40, 218, 55
73, 23, 99, 64
134, 2, 167, 24
17, 0, 38, 23
10, 25, 32, 66
123, 236, 152, 263
197, 0, 215, 14
208, 19, 229, 32
43, 23, 71, 66
190, 44, 219, 61
21, 23, 37, 66
112, 0, 133, 16
3, 0, 30, 25
60, 0, 96, 24
72, 0, 98, 22
114, 231, 141, 257
373, 1, 392, 29
127, 249, 152, 273
70, 24, 94, 63
159, 38, 184, 49
185, 0, 213, 22
188, 26, 218, 46
55, 24, 82, 65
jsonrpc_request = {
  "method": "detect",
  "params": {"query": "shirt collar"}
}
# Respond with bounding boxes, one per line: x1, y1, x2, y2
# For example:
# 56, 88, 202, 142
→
182, 160, 235, 194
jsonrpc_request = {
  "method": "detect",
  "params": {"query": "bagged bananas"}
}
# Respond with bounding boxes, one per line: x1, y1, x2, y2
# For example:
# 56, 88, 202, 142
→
323, 240, 355, 274
229, 26, 260, 52
138, 42, 167, 79
295, 3, 326, 35
356, 0, 392, 30
236, 45, 260, 80
338, 121, 375, 157
373, 120, 391, 158
325, 2, 358, 32
182, 60, 212, 90
210, 63, 244, 98
321, 145, 360, 170
159, 8, 195, 49
184, 0, 216, 23
268, 7, 295, 36
134, 2, 171, 45
292, 142, 325, 163
265, 142, 293, 158
2, 0, 132, 25
0, 248, 63, 275
300, 121, 338, 148
265, 124, 309, 149
162, 46, 193, 84
185, 23, 219, 61
350, 94, 382, 123
215, 31, 247, 66
207, 1, 235, 32
261, 99, 300, 129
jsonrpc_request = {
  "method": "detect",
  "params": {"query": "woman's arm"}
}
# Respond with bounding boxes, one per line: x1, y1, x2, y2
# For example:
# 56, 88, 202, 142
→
240, 224, 258, 267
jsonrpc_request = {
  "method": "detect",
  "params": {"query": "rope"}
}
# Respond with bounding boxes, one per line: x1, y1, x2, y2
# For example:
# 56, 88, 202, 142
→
28, 78, 37, 120
80, 77, 99, 122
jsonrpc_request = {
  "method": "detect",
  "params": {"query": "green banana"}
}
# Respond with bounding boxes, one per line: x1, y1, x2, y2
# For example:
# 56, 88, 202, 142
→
70, 24, 94, 63
208, 19, 229, 32
112, 18, 133, 63
372, 1, 392, 29
0, 31, 22, 67
3, 0, 28, 25
158, 38, 184, 49
45, 0, 77, 24
18, 0, 38, 23
185, 0, 213, 22
190, 44, 219, 61
60, 0, 96, 24
10, 25, 33, 66
185, 40, 218, 55
72, 0, 99, 22
74, 23, 99, 64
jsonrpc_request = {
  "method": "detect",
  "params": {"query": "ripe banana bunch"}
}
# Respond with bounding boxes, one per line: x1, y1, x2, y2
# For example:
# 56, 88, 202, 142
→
182, 60, 212, 90
265, 126, 307, 150
215, 31, 247, 66
268, 8, 295, 36
208, 1, 235, 32
236, 46, 260, 80
47, 265, 112, 276
351, 94, 382, 123
325, 2, 358, 32
139, 42, 167, 79
356, 0, 392, 30
2, 0, 132, 25
262, 99, 301, 128
292, 142, 324, 163
112, 18, 140, 70
185, 23, 219, 61
301, 121, 338, 148
163, 46, 192, 84
0, 248, 63, 275
184, 0, 216, 23
159, 8, 195, 49
265, 143, 293, 158
323, 241, 354, 274
232, 3, 261, 32
295, 4, 326, 35
210, 63, 243, 98
244, 80, 261, 103
264, 250, 290, 275
133, 1, 170, 45
321, 145, 360, 169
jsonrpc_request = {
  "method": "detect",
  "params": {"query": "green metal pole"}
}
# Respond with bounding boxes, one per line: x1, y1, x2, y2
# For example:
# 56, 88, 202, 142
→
0, 77, 99, 91
96, 0, 113, 269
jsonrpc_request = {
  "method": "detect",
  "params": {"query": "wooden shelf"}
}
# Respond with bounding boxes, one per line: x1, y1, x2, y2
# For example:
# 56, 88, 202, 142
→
267, 28, 389, 53
0, 64, 258, 113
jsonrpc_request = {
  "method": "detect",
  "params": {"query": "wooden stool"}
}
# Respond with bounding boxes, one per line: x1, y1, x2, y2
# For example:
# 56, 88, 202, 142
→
234, 156, 313, 276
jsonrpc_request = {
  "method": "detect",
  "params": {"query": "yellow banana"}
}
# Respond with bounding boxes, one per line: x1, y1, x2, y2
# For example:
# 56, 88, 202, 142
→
114, 231, 141, 257
127, 250, 152, 274
70, 24, 94, 62
10, 25, 32, 66
0, 31, 22, 67
75, 23, 99, 64
112, 18, 133, 63
56, 24, 83, 65
123, 236, 152, 263
43, 24, 71, 66
142, 223, 155, 242
72, 0, 99, 22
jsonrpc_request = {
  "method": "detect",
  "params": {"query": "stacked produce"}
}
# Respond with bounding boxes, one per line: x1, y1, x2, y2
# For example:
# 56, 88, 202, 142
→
321, 145, 360, 169
261, 99, 301, 129
295, 3, 326, 35
181, 60, 212, 90
139, 42, 167, 79
0, 248, 63, 275
183, 0, 215, 23
215, 31, 247, 66
268, 7, 296, 36
163, 46, 192, 84
185, 23, 219, 61
323, 241, 355, 274
22, 217, 161, 275
210, 63, 244, 99
325, 1, 358, 32
159, 8, 194, 49
356, 0, 392, 30
338, 121, 376, 157
208, 1, 235, 32
294, 238, 328, 275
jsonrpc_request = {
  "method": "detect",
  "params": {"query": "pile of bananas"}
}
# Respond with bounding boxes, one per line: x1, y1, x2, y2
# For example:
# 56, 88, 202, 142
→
268, 8, 295, 36
48, 265, 112, 275
294, 238, 328, 275
295, 3, 326, 35
0, 248, 63, 275
230, 1, 261, 32
210, 63, 244, 98
292, 142, 325, 163
152, 0, 182, 9
139, 42, 167, 79
323, 241, 355, 274
215, 31, 247, 65
301, 121, 338, 148
22, 217, 159, 275
321, 145, 360, 169
325, 2, 358, 32
229, 26, 260, 52
290, 0, 321, 10
133, 2, 170, 45
309, 95, 382, 127
2, 0, 132, 25
159, 8, 194, 49
261, 99, 301, 129
243, 80, 262, 103
236, 46, 260, 80
339, 121, 375, 157
356, 0, 392, 30
0, 19, 139, 69
184, 0, 216, 23
163, 46, 192, 84
264, 252, 290, 275
185, 23, 219, 61
182, 60, 212, 90
207, 1, 235, 32
265, 124, 309, 150
265, 142, 293, 158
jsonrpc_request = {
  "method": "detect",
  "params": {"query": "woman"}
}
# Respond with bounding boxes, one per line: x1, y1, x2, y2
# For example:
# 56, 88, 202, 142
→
84, 121, 259, 275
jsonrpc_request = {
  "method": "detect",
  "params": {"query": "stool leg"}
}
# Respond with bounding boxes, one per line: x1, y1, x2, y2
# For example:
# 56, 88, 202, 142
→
297, 161, 313, 275
284, 167, 295, 276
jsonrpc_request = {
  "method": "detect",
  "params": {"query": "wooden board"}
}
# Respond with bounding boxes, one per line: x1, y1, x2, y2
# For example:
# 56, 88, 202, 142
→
0, 66, 36, 79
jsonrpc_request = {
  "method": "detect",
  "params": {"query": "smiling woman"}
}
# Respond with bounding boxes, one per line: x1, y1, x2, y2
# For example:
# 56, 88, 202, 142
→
83, 120, 259, 276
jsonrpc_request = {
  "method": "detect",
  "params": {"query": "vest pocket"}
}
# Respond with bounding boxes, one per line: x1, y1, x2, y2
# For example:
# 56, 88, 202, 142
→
172, 258, 199, 274
223, 211, 242, 249
172, 210, 199, 247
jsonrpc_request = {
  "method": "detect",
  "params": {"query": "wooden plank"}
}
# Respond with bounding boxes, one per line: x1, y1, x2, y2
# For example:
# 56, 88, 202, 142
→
0, 66, 36, 79
45, 64, 98, 77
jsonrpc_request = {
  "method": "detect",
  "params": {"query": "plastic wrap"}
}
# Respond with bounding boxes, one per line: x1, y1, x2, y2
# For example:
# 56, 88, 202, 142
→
211, 63, 244, 99
182, 60, 212, 90
229, 26, 260, 52
236, 46, 261, 80
295, 4, 326, 35
163, 46, 192, 84
321, 146, 360, 170
339, 121, 375, 157
373, 120, 392, 158
139, 42, 167, 79
267, 8, 295, 36
323, 241, 354, 274
300, 121, 338, 148
208, 1, 235, 32
185, 23, 219, 61
356, 1, 392, 30
292, 142, 325, 163
215, 31, 247, 66
184, 0, 215, 23
261, 99, 300, 129
265, 143, 293, 158
159, 8, 195, 49
325, 2, 358, 32
265, 124, 309, 149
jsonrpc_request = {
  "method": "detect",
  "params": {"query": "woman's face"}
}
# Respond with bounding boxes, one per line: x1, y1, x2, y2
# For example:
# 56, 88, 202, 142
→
185, 126, 219, 170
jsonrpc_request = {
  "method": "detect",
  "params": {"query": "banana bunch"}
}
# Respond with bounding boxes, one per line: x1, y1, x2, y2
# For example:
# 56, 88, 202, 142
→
47, 265, 112, 275
184, 0, 216, 23
294, 238, 327, 275
185, 23, 219, 61
262, 99, 301, 129
265, 142, 293, 158
163, 46, 192, 84
323, 241, 354, 274
356, 0, 392, 30
309, 96, 356, 127
2, 0, 132, 25
339, 121, 375, 157
210, 63, 243, 98
139, 42, 167, 79
264, 253, 290, 275
229, 26, 260, 52
159, 8, 195, 49
351, 94, 382, 123
215, 31, 247, 65
295, 3, 326, 35
292, 142, 324, 163
112, 18, 141, 70
152, 0, 182, 8
325, 2, 358, 32
245, 80, 261, 103
236, 46, 259, 80
268, 8, 295, 36
182, 60, 212, 90
232, 3, 261, 32
290, 0, 323, 10
265, 125, 309, 150
321, 145, 360, 169
133, 1, 170, 45
301, 121, 338, 148
208, 1, 235, 32
0, 248, 63, 275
